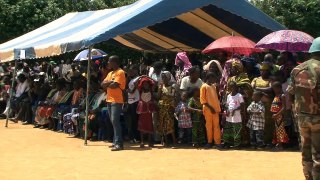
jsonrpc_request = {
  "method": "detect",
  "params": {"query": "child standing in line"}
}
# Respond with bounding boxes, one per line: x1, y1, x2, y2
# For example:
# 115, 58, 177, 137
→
188, 88, 206, 147
200, 72, 222, 149
136, 77, 156, 148
271, 81, 289, 151
247, 91, 265, 149
175, 92, 192, 145
223, 81, 244, 149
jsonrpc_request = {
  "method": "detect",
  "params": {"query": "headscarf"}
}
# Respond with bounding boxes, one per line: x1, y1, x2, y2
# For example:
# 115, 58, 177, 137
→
231, 60, 244, 73
260, 62, 271, 71
228, 59, 253, 99
220, 58, 240, 96
161, 71, 172, 80
241, 57, 257, 66
175, 52, 192, 72
138, 76, 155, 91
203, 60, 223, 74
241, 57, 260, 80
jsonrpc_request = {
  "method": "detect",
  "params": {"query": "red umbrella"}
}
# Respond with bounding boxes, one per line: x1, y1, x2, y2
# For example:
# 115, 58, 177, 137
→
202, 36, 262, 56
255, 30, 314, 52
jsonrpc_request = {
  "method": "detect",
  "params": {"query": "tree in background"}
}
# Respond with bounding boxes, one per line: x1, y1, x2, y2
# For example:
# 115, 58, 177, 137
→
0, 0, 137, 43
251, 0, 320, 37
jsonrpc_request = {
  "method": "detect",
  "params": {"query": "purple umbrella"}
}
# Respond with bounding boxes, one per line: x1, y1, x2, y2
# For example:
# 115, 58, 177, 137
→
255, 30, 314, 52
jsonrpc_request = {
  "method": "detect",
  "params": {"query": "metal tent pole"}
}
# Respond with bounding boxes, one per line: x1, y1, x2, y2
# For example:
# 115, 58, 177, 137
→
5, 58, 18, 128
84, 46, 92, 146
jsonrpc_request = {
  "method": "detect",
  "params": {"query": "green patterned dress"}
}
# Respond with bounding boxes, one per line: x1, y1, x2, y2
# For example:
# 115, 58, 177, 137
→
188, 97, 206, 145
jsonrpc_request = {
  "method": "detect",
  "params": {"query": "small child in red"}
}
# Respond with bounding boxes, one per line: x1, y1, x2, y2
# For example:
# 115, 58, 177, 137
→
136, 77, 156, 148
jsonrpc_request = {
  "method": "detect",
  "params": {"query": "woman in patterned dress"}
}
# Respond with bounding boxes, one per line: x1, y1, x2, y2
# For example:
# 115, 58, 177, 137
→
227, 60, 253, 146
270, 81, 289, 150
157, 71, 178, 147
175, 52, 192, 86
251, 63, 274, 146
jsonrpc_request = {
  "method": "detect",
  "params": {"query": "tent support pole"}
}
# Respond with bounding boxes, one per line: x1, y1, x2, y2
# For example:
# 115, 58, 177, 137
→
5, 58, 18, 128
84, 46, 93, 146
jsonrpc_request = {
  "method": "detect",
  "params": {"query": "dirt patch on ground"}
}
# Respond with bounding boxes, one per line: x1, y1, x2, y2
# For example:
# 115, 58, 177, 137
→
0, 120, 304, 180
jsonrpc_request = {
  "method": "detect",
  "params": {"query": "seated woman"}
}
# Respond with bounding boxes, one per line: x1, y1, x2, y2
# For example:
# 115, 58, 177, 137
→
30, 76, 51, 126
62, 80, 85, 135
73, 82, 103, 139
50, 85, 76, 131
0, 76, 10, 117
10, 73, 30, 122
52, 79, 84, 131
34, 78, 67, 129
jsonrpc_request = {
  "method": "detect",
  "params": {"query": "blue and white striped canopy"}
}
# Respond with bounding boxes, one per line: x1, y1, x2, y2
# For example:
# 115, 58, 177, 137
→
0, 0, 285, 62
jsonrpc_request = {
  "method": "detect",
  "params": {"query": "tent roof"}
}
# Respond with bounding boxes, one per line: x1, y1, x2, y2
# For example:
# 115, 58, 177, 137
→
0, 0, 285, 62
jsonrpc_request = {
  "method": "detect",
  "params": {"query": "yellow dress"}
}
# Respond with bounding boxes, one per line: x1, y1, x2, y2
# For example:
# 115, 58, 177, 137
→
157, 85, 176, 136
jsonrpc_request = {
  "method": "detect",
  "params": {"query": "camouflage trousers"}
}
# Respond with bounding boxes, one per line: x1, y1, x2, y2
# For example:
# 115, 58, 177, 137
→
297, 114, 320, 180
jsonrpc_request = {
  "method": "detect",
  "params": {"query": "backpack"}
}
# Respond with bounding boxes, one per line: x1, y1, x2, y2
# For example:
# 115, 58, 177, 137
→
292, 59, 320, 115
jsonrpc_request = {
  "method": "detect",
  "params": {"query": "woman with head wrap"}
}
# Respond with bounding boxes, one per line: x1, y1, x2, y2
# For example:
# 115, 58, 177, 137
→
175, 52, 192, 86
251, 63, 274, 146
149, 61, 176, 85
227, 59, 253, 146
228, 60, 253, 93
241, 57, 260, 81
219, 58, 238, 97
203, 60, 223, 81
157, 71, 179, 147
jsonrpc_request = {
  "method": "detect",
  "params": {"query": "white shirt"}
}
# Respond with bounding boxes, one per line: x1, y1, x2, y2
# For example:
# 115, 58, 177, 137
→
226, 93, 244, 123
128, 77, 140, 104
180, 76, 203, 91
61, 64, 71, 77
15, 80, 29, 98
53, 66, 60, 74
149, 71, 176, 84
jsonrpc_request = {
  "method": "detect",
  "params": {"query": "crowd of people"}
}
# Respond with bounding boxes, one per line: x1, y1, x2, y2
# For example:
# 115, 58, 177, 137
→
1, 37, 320, 180
0, 50, 300, 151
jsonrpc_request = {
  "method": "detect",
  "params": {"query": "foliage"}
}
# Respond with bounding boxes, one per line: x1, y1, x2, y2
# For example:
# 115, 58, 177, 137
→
0, 0, 137, 43
251, 0, 320, 38
0, 0, 141, 62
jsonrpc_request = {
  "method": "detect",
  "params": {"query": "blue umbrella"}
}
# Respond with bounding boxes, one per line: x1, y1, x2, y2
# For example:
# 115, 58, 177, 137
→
74, 48, 107, 61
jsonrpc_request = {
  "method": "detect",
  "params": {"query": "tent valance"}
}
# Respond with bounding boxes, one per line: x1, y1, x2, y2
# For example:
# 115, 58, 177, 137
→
0, 0, 285, 62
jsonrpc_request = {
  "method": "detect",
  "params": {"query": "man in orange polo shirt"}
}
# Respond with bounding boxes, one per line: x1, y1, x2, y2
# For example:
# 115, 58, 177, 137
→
102, 55, 126, 151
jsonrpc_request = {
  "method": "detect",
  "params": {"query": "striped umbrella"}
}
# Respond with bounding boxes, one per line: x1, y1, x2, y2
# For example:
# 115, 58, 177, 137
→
255, 30, 314, 52
74, 48, 107, 61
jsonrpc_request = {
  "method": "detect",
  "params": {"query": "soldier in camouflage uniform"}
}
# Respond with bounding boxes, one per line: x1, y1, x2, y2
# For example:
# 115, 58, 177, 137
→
287, 37, 320, 180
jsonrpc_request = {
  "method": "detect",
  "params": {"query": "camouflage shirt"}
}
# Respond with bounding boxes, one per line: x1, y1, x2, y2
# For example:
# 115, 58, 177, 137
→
287, 58, 320, 115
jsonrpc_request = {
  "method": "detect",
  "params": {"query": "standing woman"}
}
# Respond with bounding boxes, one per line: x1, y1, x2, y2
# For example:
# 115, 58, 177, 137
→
175, 52, 192, 86
203, 60, 223, 82
157, 71, 179, 147
228, 60, 253, 146
180, 66, 203, 91
251, 63, 274, 146
220, 58, 239, 98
